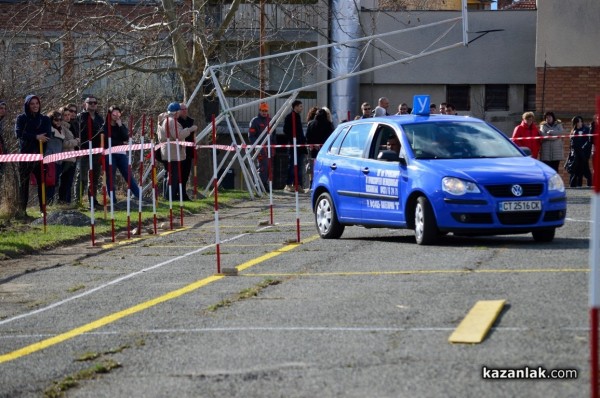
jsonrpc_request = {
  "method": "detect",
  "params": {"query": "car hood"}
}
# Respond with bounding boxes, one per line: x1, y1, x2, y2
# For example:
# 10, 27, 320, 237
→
414, 157, 552, 184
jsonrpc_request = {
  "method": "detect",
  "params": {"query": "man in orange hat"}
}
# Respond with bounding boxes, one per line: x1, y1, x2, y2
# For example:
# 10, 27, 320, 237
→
248, 102, 274, 186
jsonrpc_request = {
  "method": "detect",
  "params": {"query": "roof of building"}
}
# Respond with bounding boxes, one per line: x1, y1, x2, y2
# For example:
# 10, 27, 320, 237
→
501, 0, 537, 10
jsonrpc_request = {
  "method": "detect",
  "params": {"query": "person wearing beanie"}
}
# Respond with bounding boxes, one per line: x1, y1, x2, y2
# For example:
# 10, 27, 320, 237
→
248, 101, 275, 186
158, 101, 198, 200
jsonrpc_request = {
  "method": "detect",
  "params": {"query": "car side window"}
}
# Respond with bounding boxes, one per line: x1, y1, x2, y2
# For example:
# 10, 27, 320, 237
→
370, 124, 398, 159
329, 126, 351, 155
339, 123, 371, 158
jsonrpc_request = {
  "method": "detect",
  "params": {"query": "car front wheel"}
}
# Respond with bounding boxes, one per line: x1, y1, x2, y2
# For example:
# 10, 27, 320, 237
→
315, 192, 345, 239
414, 196, 438, 245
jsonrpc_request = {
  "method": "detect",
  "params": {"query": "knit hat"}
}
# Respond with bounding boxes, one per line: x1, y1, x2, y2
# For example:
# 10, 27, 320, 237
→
259, 102, 269, 112
167, 102, 181, 113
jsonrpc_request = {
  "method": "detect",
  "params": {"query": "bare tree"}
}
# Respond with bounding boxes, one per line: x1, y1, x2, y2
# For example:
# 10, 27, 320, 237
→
0, 0, 335, 211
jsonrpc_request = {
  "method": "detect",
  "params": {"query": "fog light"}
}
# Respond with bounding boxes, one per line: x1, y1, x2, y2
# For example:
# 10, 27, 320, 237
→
460, 214, 468, 222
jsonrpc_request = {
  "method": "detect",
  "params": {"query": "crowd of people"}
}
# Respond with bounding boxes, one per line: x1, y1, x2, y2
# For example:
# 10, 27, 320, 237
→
248, 100, 336, 193
5, 95, 200, 219
2, 93, 597, 219
265, 98, 597, 193
356, 97, 458, 119
249, 97, 484, 193
512, 111, 597, 187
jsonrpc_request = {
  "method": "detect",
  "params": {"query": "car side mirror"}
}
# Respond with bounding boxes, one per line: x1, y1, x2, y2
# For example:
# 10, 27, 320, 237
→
399, 152, 407, 166
377, 150, 400, 162
519, 146, 532, 157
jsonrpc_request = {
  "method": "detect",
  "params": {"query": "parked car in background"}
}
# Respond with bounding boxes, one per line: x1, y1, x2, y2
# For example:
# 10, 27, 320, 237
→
311, 113, 566, 245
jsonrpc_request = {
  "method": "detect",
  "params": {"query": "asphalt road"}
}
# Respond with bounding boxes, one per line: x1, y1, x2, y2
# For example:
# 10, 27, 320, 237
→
0, 188, 595, 397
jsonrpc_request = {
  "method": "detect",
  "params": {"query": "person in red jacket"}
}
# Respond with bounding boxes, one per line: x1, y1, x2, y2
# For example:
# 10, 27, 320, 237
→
512, 111, 540, 158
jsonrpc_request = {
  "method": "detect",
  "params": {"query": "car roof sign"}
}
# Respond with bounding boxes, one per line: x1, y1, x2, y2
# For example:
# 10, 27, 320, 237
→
412, 95, 430, 116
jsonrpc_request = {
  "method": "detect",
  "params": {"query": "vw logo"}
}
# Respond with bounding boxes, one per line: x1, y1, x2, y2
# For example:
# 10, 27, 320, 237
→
511, 184, 523, 197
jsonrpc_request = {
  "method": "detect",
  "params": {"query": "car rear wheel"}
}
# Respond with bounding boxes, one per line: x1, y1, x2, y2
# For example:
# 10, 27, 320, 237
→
315, 192, 345, 239
414, 196, 438, 245
532, 228, 555, 242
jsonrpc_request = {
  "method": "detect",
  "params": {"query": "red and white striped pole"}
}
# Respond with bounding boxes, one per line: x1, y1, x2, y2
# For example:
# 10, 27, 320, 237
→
149, 116, 158, 235
292, 111, 301, 242
39, 141, 47, 233
174, 118, 184, 226
212, 115, 221, 274
126, 114, 134, 238
100, 133, 107, 219
107, 115, 115, 242
87, 116, 96, 246
192, 131, 198, 199
138, 114, 146, 235
165, 116, 174, 230
267, 114, 274, 225
591, 95, 600, 398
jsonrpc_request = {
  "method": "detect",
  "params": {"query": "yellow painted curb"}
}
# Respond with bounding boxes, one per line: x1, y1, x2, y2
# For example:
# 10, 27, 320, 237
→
448, 299, 506, 344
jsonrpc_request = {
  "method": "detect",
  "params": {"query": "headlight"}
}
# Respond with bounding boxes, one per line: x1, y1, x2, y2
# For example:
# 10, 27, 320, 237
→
442, 177, 481, 195
548, 173, 565, 192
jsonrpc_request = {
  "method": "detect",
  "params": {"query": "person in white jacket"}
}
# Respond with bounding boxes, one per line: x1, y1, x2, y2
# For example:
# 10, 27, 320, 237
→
158, 102, 198, 200
539, 111, 564, 172
58, 106, 80, 204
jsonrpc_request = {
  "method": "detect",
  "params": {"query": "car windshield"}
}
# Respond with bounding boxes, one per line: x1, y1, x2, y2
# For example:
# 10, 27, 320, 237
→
402, 121, 524, 159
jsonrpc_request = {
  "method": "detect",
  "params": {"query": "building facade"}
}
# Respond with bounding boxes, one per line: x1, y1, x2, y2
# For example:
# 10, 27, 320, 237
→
358, 9, 536, 135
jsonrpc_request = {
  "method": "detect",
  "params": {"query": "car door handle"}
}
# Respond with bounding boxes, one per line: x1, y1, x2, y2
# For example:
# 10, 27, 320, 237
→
330, 163, 337, 170
362, 167, 369, 174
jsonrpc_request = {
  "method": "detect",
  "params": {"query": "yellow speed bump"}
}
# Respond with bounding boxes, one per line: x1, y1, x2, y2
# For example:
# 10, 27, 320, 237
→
448, 299, 506, 344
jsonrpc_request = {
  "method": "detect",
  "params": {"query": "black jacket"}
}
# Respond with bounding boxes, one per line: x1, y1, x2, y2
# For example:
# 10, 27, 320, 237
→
77, 111, 105, 149
15, 95, 52, 154
283, 111, 305, 145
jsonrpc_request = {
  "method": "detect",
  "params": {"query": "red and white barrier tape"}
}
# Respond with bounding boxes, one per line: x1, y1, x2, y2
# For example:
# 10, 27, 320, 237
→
0, 142, 324, 164
0, 153, 43, 163
512, 133, 598, 141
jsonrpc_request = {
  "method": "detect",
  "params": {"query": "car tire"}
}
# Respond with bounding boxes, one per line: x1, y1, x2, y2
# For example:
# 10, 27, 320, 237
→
315, 192, 345, 239
414, 196, 438, 245
532, 228, 555, 242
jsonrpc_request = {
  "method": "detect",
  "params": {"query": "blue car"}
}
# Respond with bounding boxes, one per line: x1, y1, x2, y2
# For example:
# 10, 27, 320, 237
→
311, 114, 566, 245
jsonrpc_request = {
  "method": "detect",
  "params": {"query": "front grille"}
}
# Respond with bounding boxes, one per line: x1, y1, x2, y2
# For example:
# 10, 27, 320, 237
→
497, 211, 541, 225
451, 212, 493, 224
485, 184, 544, 198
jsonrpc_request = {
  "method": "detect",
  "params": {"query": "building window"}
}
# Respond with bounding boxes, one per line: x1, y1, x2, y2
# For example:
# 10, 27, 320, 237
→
446, 85, 470, 111
524, 84, 536, 112
485, 85, 509, 111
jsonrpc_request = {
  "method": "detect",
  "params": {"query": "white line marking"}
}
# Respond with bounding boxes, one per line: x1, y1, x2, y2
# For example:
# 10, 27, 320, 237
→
0, 233, 249, 327
0, 326, 590, 339
565, 217, 593, 223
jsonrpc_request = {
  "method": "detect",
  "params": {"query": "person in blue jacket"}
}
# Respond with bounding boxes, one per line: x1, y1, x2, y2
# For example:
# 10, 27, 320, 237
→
15, 94, 52, 218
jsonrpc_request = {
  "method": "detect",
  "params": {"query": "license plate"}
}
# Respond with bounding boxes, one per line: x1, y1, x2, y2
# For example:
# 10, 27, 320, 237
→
498, 200, 541, 212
